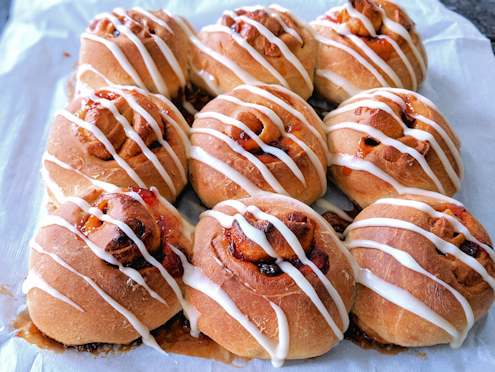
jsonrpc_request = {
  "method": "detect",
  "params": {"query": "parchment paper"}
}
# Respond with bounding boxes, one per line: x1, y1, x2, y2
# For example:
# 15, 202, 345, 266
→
0, 0, 494, 370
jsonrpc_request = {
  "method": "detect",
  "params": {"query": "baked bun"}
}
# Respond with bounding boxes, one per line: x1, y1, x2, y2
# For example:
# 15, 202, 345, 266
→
184, 5, 317, 99
345, 194, 495, 347
43, 86, 190, 204
189, 83, 328, 207
180, 194, 355, 365
324, 87, 463, 208
311, 0, 427, 103
76, 8, 188, 99
25, 187, 193, 346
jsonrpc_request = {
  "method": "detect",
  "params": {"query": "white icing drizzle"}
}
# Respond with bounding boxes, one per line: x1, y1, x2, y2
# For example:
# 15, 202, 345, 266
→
41, 213, 167, 305
81, 33, 146, 90
316, 69, 362, 96
57, 109, 147, 187
268, 9, 303, 44
116, 8, 187, 89
329, 152, 463, 205
30, 240, 165, 353
348, 239, 473, 346
191, 127, 287, 195
378, 8, 427, 76
174, 16, 259, 93
171, 246, 289, 367
345, 217, 495, 291
190, 146, 262, 195
357, 268, 461, 342
201, 24, 289, 88
104, 86, 188, 185
376, 198, 495, 262
344, 88, 462, 151
86, 92, 178, 194
311, 32, 389, 87
314, 198, 353, 222
98, 12, 168, 96
197, 111, 306, 185
227, 11, 313, 91
217, 93, 327, 193
326, 121, 446, 193
215, 199, 349, 333
23, 270, 85, 312
326, 96, 462, 190
315, 18, 403, 87
234, 84, 329, 154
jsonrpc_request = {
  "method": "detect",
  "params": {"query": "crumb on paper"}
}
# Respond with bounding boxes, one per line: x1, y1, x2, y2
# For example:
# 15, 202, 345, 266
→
63, 51, 71, 58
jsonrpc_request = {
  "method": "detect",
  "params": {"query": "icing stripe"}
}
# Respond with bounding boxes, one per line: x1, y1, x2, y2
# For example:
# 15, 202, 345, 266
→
201, 24, 289, 87
30, 240, 165, 353
23, 270, 85, 312
99, 12, 169, 96
358, 268, 460, 341
326, 121, 446, 193
228, 12, 313, 91
197, 111, 306, 185
81, 33, 146, 89
329, 153, 462, 205
348, 239, 473, 346
376, 198, 495, 262
203, 206, 344, 339
326, 98, 462, 190
312, 32, 389, 87
218, 93, 327, 194
191, 127, 287, 194
346, 217, 495, 290
190, 146, 261, 195
316, 69, 362, 96
314, 198, 353, 222
172, 246, 289, 367
57, 110, 146, 188
221, 199, 349, 330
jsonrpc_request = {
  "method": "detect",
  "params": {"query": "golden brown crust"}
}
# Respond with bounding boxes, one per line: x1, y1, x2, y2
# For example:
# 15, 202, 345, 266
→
27, 188, 192, 345
46, 88, 189, 203
190, 84, 328, 207
186, 195, 355, 360
189, 6, 317, 99
78, 9, 188, 99
325, 89, 461, 208
312, 0, 428, 103
347, 194, 494, 347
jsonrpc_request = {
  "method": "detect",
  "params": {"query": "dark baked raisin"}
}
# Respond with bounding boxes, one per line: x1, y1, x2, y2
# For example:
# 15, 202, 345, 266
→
460, 240, 480, 257
258, 262, 282, 276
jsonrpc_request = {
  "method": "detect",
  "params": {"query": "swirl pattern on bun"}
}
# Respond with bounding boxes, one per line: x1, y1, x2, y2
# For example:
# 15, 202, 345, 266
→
345, 195, 494, 347
189, 83, 328, 207
181, 5, 317, 99
179, 194, 355, 365
44, 86, 190, 203
25, 188, 193, 347
77, 8, 189, 99
311, 0, 427, 103
324, 88, 462, 208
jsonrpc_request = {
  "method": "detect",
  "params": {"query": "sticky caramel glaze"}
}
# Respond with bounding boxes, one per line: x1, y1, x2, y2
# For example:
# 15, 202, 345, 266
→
345, 316, 406, 355
14, 310, 242, 364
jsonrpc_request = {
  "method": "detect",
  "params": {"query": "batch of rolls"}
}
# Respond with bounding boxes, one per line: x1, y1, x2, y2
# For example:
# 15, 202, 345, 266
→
24, 0, 494, 367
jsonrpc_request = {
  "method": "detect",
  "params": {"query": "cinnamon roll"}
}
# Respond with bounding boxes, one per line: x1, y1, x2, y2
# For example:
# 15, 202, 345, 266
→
43, 86, 190, 203
311, 0, 427, 103
182, 5, 317, 99
345, 194, 494, 347
179, 194, 356, 365
189, 83, 328, 207
324, 87, 463, 208
24, 187, 193, 346
76, 8, 188, 99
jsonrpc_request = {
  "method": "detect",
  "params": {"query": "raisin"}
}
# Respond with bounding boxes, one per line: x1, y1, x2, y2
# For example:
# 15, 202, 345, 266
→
460, 241, 480, 257
258, 262, 282, 276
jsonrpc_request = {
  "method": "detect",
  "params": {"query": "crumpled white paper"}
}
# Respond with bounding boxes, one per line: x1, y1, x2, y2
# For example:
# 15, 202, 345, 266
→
1, 0, 494, 370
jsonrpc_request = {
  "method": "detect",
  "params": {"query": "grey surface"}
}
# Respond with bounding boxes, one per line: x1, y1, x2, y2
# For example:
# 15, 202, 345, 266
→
0, 0, 493, 51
